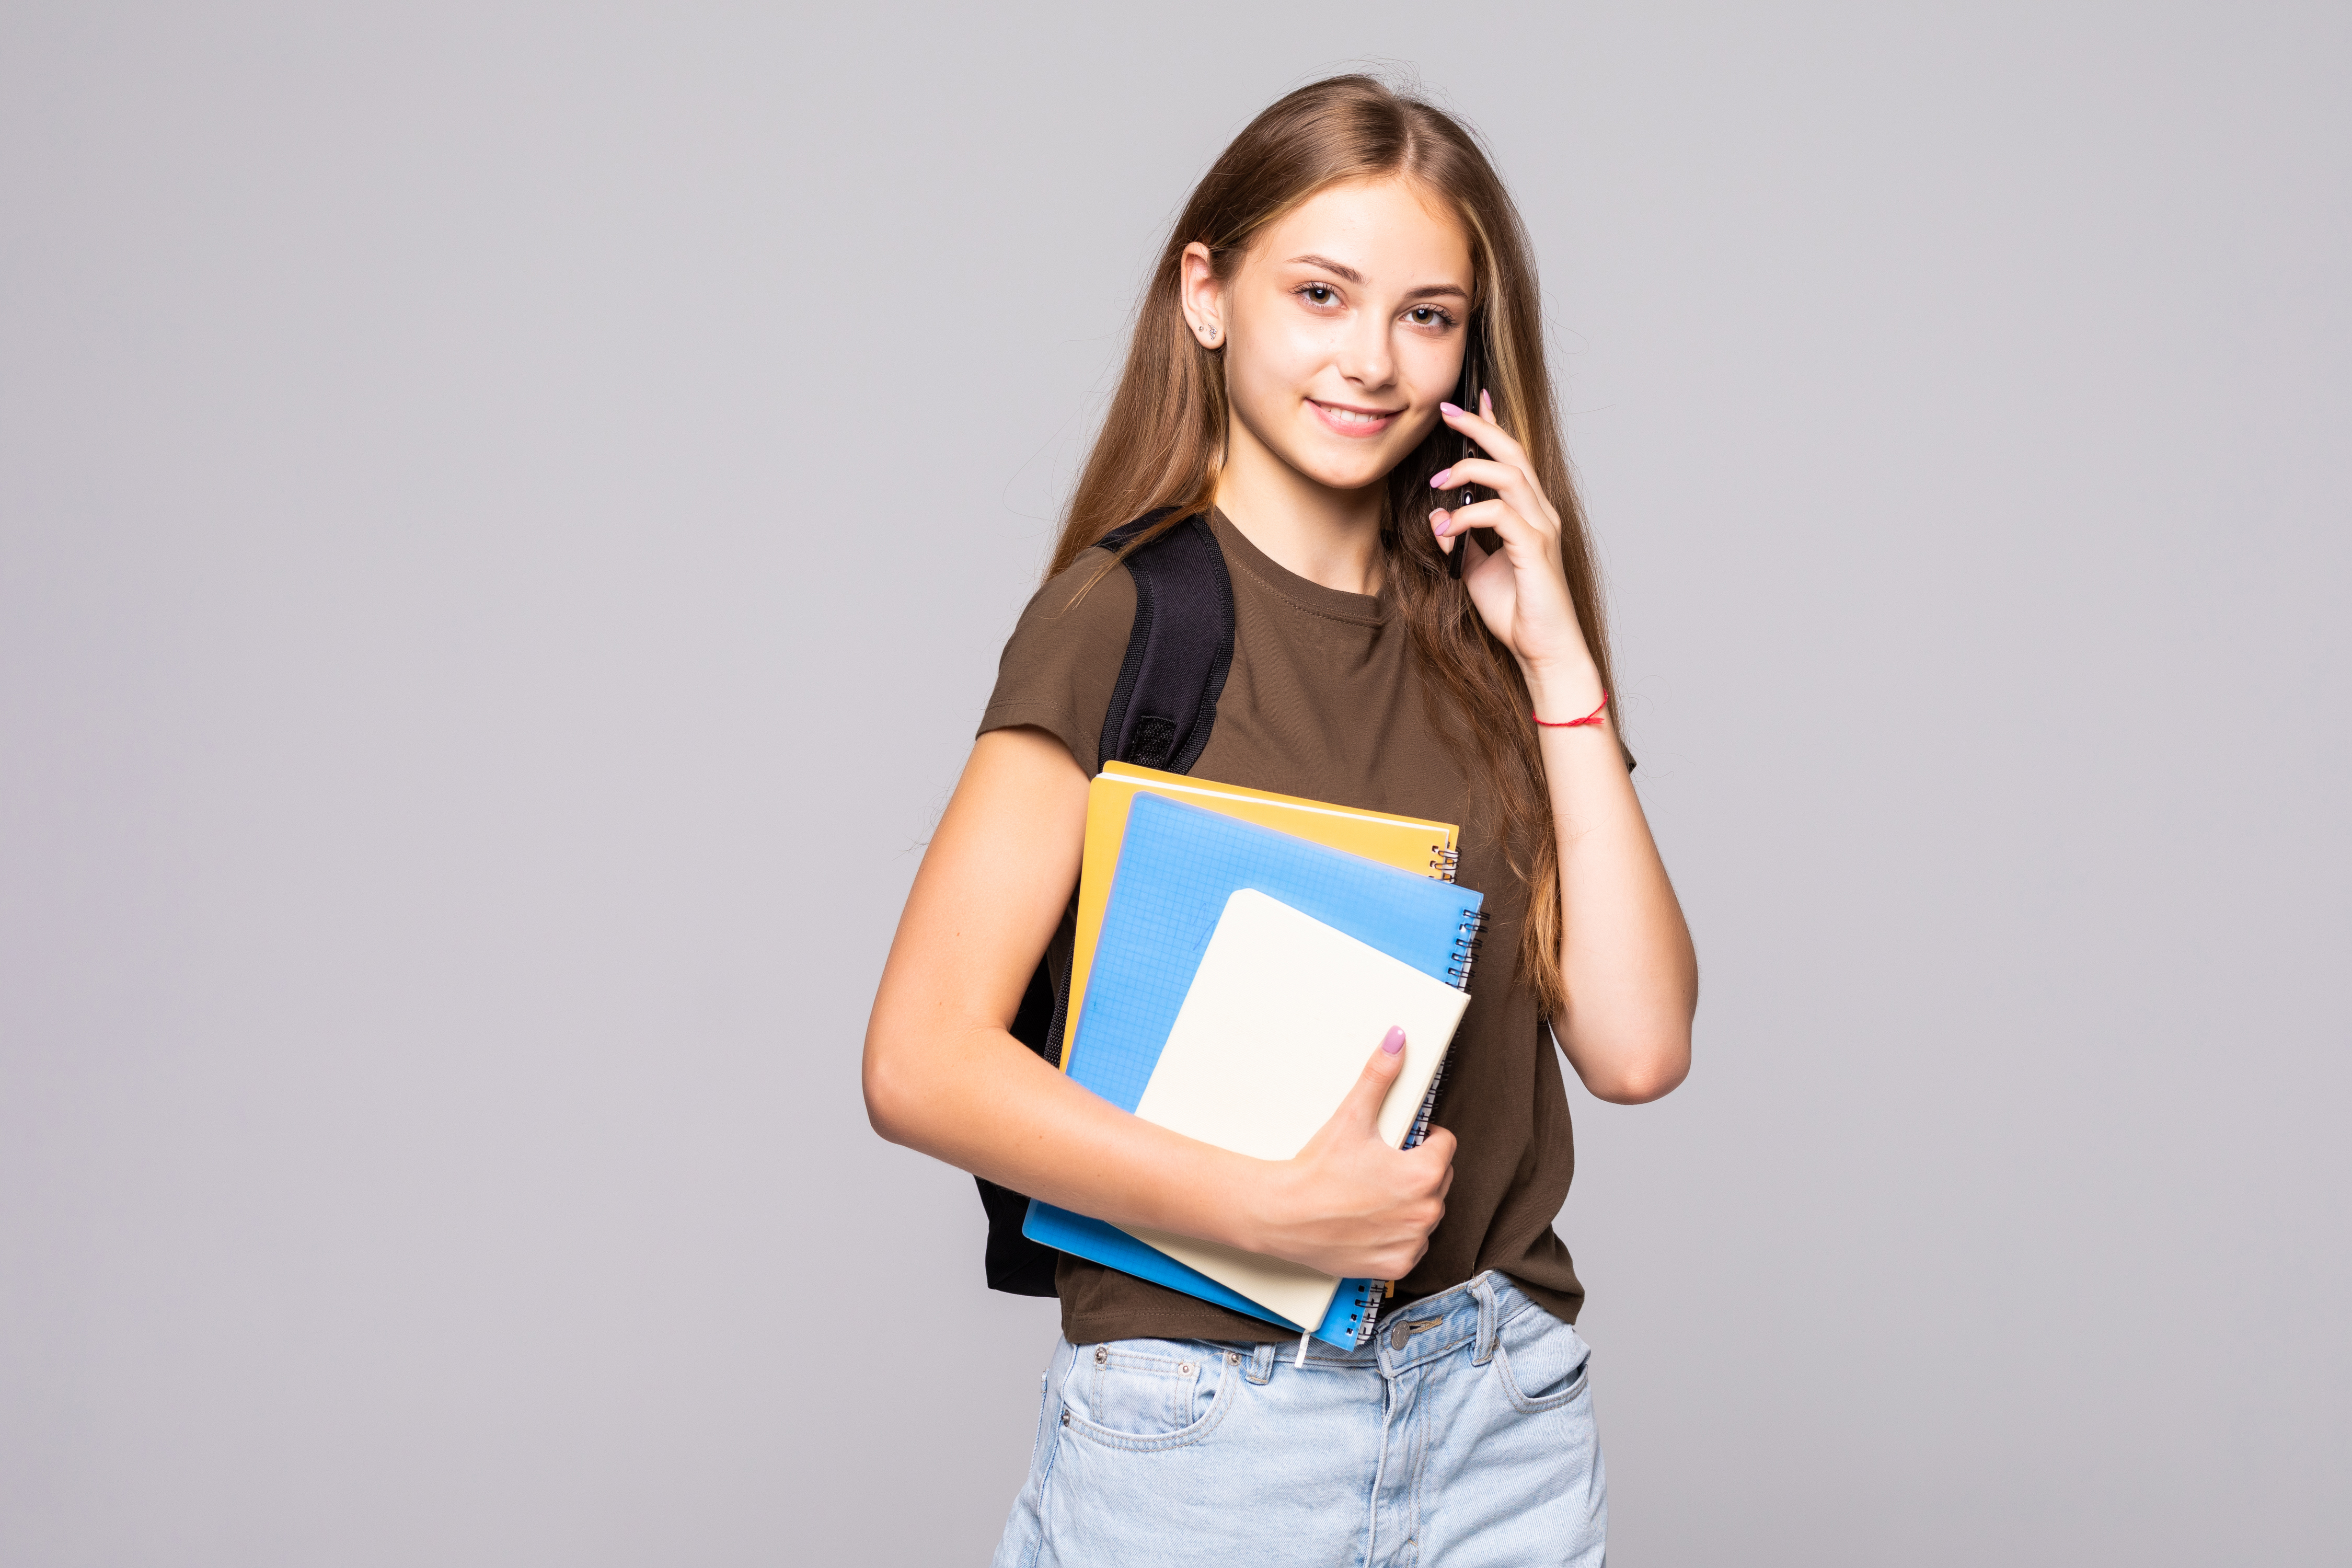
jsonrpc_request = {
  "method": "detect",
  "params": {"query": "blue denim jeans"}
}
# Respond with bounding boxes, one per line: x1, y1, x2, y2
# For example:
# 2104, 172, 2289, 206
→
991, 1271, 1607, 1567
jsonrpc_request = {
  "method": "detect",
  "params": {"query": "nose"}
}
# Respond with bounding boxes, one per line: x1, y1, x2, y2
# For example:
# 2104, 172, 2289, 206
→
1333, 310, 1397, 391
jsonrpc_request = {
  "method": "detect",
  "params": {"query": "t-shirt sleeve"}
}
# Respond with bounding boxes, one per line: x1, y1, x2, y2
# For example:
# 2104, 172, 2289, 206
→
978, 549, 1136, 775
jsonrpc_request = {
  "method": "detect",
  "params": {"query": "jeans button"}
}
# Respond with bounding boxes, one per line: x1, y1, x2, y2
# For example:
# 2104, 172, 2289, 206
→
1094, 1346, 1108, 1365
1390, 1322, 1411, 1350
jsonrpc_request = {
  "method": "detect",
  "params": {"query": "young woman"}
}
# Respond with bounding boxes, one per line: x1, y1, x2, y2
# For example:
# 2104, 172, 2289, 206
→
864, 76, 1697, 1567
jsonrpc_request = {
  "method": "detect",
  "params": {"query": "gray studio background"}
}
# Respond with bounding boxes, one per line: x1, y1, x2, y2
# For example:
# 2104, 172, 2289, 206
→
3, 4, 2345, 1564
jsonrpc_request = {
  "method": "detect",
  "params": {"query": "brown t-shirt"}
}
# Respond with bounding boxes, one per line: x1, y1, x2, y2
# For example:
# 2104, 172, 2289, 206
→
979, 511, 1585, 1343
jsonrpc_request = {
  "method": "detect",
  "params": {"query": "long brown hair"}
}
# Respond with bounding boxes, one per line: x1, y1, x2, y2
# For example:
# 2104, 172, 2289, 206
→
1047, 75, 1617, 1020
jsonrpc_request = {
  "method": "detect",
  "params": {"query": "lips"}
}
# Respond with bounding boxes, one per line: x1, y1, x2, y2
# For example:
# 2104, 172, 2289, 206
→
1309, 399, 1402, 438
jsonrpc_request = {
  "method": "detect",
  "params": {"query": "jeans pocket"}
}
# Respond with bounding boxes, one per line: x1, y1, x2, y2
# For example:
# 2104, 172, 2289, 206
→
1494, 1309, 1593, 1414
1062, 1339, 1235, 1450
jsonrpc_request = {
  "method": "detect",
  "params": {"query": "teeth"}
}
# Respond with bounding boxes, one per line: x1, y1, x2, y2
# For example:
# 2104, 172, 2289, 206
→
1323, 405, 1382, 425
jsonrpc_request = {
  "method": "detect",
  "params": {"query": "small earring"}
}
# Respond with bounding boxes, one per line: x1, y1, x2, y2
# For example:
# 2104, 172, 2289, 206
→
1202, 328, 1220, 345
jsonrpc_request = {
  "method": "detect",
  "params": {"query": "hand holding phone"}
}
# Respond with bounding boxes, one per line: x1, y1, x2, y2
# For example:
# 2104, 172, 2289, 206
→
1444, 320, 1503, 579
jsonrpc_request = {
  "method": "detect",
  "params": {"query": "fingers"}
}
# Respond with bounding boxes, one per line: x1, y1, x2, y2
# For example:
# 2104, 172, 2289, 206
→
1330, 1032, 1406, 1132
1410, 1127, 1457, 1199
1432, 456, 1553, 514
1431, 455, 1559, 532
1439, 394, 1536, 476
1393, 1125, 1454, 1218
1435, 496, 1532, 535
1438, 398, 1562, 532
1432, 497, 1551, 570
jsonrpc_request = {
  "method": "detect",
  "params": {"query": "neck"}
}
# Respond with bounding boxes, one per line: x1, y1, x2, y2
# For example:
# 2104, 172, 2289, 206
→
1212, 420, 1386, 596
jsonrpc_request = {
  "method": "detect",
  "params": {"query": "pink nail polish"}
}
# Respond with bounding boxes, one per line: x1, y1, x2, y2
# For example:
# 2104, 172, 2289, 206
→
1432, 512, 1450, 537
1381, 1026, 1406, 1055
1439, 401, 1463, 417
1430, 469, 1452, 489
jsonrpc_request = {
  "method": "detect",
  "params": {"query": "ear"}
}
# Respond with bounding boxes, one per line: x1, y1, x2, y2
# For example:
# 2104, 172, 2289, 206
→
1179, 241, 1226, 349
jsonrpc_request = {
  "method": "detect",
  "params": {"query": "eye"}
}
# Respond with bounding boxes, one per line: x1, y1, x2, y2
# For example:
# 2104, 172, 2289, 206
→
1297, 282, 1340, 308
1406, 305, 1458, 329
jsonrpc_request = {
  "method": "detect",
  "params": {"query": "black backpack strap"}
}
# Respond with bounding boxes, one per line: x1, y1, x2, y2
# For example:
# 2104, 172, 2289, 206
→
1096, 512, 1235, 774
977, 510, 1235, 1297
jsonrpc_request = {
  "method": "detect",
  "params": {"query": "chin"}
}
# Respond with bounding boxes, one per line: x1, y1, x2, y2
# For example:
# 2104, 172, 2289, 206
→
1292, 443, 1404, 494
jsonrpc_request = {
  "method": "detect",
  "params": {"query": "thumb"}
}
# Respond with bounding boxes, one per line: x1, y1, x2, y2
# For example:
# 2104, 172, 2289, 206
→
1331, 1026, 1408, 1133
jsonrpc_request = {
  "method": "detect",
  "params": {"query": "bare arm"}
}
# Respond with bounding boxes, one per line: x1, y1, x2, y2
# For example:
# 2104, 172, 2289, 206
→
862, 725, 1455, 1281
1434, 393, 1699, 1103
1523, 678, 1698, 1102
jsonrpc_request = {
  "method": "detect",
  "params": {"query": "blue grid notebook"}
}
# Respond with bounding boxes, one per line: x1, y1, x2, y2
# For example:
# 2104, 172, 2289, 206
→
1025, 792, 1486, 1348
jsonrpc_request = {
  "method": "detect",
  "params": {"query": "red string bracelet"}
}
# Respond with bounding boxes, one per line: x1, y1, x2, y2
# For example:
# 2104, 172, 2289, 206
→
1532, 693, 1609, 729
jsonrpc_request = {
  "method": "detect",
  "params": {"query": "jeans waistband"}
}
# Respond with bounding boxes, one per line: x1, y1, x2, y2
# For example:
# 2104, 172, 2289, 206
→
1237, 1271, 1535, 1383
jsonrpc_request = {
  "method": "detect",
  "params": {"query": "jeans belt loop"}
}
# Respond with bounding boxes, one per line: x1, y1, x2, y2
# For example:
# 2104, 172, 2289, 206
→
1471, 1272, 1500, 1366
1246, 1341, 1278, 1384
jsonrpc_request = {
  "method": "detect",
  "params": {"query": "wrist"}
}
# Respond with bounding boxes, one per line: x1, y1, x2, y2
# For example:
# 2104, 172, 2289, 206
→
1230, 1155, 1296, 1254
1521, 659, 1605, 721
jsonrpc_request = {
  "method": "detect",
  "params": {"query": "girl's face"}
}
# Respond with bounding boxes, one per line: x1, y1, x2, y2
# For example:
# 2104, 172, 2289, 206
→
1189, 177, 1474, 498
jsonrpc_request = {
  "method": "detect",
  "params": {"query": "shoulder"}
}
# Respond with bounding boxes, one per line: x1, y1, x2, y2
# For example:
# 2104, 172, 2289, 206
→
977, 548, 1136, 774
1005, 547, 1135, 657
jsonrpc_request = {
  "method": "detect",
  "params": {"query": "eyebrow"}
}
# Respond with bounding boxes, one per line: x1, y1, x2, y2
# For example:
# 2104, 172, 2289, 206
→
1285, 253, 1470, 302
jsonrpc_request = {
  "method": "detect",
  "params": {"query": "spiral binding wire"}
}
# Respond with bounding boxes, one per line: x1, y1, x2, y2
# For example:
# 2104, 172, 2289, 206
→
1336, 1277, 1382, 1341
1429, 845, 1460, 883
1351, 902, 1489, 1346
1445, 908, 1488, 987
1353, 1075, 1460, 1346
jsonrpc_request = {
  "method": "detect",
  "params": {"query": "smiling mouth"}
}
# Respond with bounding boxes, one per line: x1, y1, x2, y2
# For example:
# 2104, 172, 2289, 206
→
1309, 400, 1403, 436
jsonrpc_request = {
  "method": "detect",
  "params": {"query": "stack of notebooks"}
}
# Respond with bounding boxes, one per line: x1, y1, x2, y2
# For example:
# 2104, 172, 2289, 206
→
1025, 762, 1488, 1351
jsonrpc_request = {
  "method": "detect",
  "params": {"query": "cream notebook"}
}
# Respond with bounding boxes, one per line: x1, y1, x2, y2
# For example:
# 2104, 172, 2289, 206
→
1117, 889, 1472, 1333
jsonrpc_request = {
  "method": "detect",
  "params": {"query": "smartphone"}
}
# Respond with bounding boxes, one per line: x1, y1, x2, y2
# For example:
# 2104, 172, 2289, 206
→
1445, 316, 1503, 580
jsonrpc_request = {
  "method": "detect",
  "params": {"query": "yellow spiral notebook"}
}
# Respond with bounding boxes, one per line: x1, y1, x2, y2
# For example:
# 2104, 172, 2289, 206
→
1060, 762, 1460, 1076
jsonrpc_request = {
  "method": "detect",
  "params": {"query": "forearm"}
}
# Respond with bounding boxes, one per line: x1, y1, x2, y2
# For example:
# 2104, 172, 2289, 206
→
864, 1010, 1277, 1251
1525, 662, 1699, 1102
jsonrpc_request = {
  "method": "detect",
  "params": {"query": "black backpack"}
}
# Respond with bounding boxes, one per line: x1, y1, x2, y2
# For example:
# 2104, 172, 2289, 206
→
976, 511, 1236, 1295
